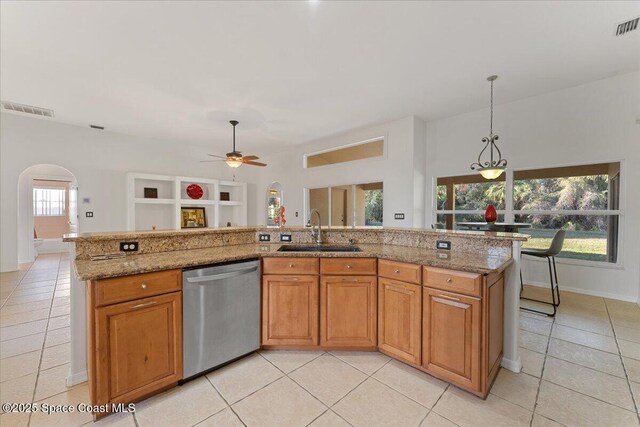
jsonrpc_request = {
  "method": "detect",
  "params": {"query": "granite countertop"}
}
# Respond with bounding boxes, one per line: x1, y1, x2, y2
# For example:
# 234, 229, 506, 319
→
73, 243, 513, 281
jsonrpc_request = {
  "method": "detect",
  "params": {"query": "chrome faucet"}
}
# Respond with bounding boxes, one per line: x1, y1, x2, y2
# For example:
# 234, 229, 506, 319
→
309, 209, 323, 245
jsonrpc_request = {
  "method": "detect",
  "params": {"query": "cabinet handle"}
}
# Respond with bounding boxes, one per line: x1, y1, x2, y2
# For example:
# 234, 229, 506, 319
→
141, 284, 147, 289
130, 301, 157, 309
437, 294, 460, 302
446, 278, 453, 283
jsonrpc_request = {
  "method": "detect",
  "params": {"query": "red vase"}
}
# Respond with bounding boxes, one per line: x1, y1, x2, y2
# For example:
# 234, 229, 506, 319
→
484, 204, 497, 224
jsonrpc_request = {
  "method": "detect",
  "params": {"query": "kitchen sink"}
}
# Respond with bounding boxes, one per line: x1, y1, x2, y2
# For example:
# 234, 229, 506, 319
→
277, 245, 362, 253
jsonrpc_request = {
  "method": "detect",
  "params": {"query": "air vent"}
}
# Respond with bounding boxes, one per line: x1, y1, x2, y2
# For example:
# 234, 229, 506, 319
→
1, 101, 54, 117
90, 125, 104, 130
616, 17, 639, 36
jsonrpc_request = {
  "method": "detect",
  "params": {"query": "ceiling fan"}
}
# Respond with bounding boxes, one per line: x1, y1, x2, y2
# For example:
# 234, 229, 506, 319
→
201, 120, 267, 168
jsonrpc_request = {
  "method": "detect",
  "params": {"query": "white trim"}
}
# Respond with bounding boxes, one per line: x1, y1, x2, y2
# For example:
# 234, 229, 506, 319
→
501, 356, 522, 373
66, 370, 87, 387
524, 279, 637, 302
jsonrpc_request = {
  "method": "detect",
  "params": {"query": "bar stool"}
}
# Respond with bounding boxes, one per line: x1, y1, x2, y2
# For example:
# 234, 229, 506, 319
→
520, 230, 565, 317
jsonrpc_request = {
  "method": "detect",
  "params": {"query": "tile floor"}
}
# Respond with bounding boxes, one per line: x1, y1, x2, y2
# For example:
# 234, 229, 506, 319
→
1, 254, 639, 426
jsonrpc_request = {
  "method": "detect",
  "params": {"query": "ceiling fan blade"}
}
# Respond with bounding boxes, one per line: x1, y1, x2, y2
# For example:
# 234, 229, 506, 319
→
207, 154, 228, 159
200, 160, 226, 163
242, 155, 259, 161
242, 160, 267, 167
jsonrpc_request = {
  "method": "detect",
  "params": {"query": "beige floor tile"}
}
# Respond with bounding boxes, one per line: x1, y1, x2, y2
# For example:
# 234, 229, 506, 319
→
11, 286, 55, 297
420, 411, 459, 426
623, 357, 640, 383
196, 407, 244, 427
308, 410, 351, 427
0, 319, 47, 341
0, 350, 41, 382
289, 353, 366, 406
54, 289, 71, 298
519, 316, 552, 336
536, 380, 638, 427
329, 350, 391, 375
543, 357, 635, 411
0, 300, 51, 316
50, 304, 70, 317
232, 377, 326, 427
17, 280, 56, 289
554, 311, 613, 337
0, 308, 50, 327
0, 332, 45, 359
614, 324, 640, 344
630, 381, 640, 406
34, 363, 73, 401
611, 314, 640, 330
0, 373, 37, 406
207, 353, 283, 404
5, 292, 53, 306
520, 347, 545, 377
373, 359, 447, 409
605, 299, 640, 316
551, 324, 618, 353
547, 338, 625, 377
82, 411, 136, 426
45, 326, 70, 347
47, 315, 70, 331
432, 386, 532, 427
41, 342, 70, 370
618, 340, 640, 360
0, 411, 30, 427
30, 384, 92, 427
519, 330, 549, 354
333, 377, 428, 427
489, 369, 539, 410
531, 414, 564, 427
136, 377, 227, 427
52, 296, 70, 307
259, 349, 324, 373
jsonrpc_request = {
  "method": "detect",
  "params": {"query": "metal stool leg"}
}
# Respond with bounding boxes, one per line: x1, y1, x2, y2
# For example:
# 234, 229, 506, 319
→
520, 255, 558, 317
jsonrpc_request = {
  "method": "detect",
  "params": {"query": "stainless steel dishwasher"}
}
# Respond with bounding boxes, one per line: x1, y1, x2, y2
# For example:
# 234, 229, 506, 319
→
182, 259, 260, 380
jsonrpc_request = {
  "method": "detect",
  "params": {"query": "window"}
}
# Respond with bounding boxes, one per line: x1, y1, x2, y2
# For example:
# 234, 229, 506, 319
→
434, 162, 621, 263
33, 187, 66, 216
307, 182, 383, 227
305, 138, 384, 168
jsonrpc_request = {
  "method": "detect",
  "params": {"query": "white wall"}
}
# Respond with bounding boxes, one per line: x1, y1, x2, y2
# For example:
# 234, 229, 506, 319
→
1, 113, 261, 272
425, 71, 640, 302
252, 115, 427, 227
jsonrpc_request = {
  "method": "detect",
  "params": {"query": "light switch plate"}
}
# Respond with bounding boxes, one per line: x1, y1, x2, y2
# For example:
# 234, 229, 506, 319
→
85, 212, 93, 217
394, 213, 405, 220
280, 234, 292, 242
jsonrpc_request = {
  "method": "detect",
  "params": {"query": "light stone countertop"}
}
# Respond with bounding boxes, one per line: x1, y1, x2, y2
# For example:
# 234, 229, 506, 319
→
73, 243, 513, 281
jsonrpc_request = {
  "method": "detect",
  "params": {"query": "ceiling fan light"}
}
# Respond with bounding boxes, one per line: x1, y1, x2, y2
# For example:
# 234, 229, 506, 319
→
478, 167, 505, 180
225, 158, 243, 168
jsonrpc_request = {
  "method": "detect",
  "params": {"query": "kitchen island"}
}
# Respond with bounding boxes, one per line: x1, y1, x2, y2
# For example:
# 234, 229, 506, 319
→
64, 226, 526, 418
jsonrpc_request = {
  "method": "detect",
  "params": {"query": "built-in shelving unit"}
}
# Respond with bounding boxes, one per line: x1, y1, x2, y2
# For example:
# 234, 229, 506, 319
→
126, 173, 247, 231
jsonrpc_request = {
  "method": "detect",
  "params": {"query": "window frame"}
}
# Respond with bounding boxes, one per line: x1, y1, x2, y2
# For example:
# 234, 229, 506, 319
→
433, 160, 625, 269
303, 136, 386, 170
33, 185, 67, 217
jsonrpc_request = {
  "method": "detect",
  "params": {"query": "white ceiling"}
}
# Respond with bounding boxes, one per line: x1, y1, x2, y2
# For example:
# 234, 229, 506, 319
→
1, 1, 639, 154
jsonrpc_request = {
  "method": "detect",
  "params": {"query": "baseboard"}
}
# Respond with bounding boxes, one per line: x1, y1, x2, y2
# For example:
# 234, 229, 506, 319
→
523, 280, 638, 303
501, 356, 522, 373
67, 370, 88, 387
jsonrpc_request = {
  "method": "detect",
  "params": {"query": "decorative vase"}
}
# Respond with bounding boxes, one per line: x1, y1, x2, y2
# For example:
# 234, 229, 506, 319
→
484, 204, 497, 224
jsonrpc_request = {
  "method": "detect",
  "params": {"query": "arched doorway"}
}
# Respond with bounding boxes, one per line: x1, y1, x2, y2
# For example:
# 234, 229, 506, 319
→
17, 164, 78, 263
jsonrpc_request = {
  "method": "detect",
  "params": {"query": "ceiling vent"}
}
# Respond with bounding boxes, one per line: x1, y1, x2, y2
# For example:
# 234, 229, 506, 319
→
1, 101, 54, 117
616, 17, 639, 36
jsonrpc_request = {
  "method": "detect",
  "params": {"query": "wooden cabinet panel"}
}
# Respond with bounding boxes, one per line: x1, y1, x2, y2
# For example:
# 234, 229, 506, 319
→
262, 275, 319, 346
378, 278, 421, 365
423, 267, 481, 297
262, 257, 319, 275
95, 269, 181, 307
320, 258, 377, 276
320, 276, 377, 348
486, 276, 504, 383
95, 291, 182, 405
422, 287, 481, 392
378, 260, 422, 285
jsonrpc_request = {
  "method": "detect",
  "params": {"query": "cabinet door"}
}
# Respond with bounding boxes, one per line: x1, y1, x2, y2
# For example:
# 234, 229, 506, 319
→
95, 291, 182, 405
262, 275, 319, 346
422, 287, 481, 392
378, 278, 422, 365
320, 276, 377, 348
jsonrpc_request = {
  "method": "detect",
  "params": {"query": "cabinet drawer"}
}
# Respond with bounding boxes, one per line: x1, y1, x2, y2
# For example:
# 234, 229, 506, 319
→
263, 257, 319, 275
379, 260, 422, 284
320, 258, 377, 276
95, 269, 181, 307
423, 267, 481, 297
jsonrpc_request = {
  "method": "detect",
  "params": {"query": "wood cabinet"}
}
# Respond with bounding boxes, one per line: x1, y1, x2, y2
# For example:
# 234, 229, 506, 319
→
378, 278, 422, 365
262, 274, 319, 347
87, 270, 182, 417
320, 276, 377, 348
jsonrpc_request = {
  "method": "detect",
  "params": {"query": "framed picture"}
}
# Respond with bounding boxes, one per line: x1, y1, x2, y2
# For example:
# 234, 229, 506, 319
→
220, 191, 230, 201
143, 187, 158, 198
181, 207, 207, 228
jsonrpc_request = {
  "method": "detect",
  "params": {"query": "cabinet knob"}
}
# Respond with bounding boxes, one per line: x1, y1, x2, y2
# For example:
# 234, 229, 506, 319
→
141, 284, 147, 289
289, 264, 295, 268
446, 278, 452, 283
394, 269, 400, 274
346, 265, 352, 269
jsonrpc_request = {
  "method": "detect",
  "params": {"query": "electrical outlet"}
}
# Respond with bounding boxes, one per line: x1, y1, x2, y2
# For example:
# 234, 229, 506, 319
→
436, 240, 451, 250
119, 241, 139, 252
280, 234, 292, 242
295, 211, 299, 217
86, 212, 93, 217
259, 234, 271, 242
394, 213, 405, 220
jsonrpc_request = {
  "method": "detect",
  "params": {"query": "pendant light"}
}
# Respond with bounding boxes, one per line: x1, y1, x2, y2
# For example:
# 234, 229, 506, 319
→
470, 75, 507, 180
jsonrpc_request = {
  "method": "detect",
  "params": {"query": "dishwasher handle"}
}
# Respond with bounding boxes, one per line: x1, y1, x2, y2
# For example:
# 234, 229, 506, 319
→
186, 266, 259, 283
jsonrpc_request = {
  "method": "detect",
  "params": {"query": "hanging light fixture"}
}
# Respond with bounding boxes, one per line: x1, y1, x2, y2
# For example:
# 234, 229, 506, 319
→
470, 75, 507, 180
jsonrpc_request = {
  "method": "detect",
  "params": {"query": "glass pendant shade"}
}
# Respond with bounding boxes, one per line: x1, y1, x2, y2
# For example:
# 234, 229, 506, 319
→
478, 167, 505, 180
225, 158, 243, 168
